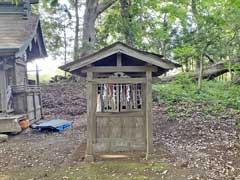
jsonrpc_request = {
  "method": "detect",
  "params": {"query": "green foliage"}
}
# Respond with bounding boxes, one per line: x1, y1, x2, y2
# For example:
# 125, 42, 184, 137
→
236, 122, 240, 129
28, 74, 52, 84
11, 0, 18, 5
96, 0, 240, 84
173, 44, 197, 60
42, 0, 58, 7
153, 75, 240, 117
40, 2, 73, 60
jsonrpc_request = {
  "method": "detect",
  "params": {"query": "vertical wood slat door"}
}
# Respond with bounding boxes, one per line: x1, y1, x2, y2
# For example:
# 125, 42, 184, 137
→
95, 114, 145, 152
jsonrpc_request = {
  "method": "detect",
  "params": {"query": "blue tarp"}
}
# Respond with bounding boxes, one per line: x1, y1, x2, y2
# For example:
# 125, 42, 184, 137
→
32, 119, 73, 132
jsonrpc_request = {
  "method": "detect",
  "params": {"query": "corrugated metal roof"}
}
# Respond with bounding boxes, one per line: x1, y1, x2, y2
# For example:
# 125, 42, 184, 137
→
0, 14, 39, 52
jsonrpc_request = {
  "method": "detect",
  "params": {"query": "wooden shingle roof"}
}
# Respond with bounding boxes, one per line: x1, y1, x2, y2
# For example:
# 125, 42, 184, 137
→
60, 42, 180, 75
0, 0, 39, 4
0, 14, 47, 59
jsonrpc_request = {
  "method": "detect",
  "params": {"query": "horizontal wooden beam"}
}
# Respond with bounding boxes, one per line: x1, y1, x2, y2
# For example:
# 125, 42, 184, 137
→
84, 66, 158, 73
89, 77, 146, 84
96, 111, 144, 117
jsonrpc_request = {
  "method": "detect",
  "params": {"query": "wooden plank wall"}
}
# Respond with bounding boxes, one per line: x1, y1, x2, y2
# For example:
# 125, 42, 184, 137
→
0, 69, 6, 112
95, 113, 145, 152
14, 63, 26, 85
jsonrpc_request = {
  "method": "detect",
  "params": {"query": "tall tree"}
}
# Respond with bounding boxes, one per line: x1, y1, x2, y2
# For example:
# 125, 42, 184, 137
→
81, 0, 116, 55
72, 0, 80, 61
120, 0, 133, 46
42, 0, 82, 62
41, 3, 72, 59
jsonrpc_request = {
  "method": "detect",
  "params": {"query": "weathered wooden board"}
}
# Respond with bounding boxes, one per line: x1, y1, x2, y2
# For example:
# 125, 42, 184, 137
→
95, 115, 145, 152
15, 63, 26, 85
27, 94, 35, 121
0, 69, 6, 112
13, 93, 25, 114
27, 92, 42, 121
34, 93, 41, 120
0, 15, 39, 50
146, 67, 153, 156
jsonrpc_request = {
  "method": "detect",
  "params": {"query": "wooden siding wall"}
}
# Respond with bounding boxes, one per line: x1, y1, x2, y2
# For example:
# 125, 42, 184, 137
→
0, 57, 42, 121
27, 92, 41, 121
15, 63, 26, 85
13, 93, 26, 114
95, 112, 146, 152
0, 68, 6, 112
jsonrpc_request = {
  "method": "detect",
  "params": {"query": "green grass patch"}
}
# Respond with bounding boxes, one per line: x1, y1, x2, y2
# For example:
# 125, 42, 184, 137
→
153, 74, 240, 117
2, 162, 170, 180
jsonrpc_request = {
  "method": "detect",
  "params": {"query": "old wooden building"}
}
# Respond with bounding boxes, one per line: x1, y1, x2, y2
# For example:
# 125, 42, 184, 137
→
0, 0, 47, 132
60, 42, 180, 161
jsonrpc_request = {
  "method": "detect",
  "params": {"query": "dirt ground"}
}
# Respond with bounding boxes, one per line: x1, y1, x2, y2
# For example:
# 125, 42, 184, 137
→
0, 82, 240, 180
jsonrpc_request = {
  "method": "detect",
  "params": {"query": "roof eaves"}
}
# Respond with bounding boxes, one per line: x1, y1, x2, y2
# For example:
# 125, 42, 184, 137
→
15, 15, 40, 58
60, 42, 181, 72
0, 48, 19, 53
37, 21, 48, 58
0, 0, 39, 4
59, 43, 122, 71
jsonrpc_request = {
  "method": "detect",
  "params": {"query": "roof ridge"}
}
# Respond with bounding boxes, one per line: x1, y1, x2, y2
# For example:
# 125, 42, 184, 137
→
59, 42, 181, 73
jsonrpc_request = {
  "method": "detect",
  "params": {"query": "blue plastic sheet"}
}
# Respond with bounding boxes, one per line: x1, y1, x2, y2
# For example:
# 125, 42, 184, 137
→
32, 119, 73, 132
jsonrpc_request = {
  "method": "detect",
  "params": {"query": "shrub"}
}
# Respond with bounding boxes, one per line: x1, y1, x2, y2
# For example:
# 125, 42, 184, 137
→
153, 74, 240, 117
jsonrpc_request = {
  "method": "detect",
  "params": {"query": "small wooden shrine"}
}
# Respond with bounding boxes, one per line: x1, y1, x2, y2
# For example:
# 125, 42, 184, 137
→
60, 42, 180, 161
0, 0, 47, 132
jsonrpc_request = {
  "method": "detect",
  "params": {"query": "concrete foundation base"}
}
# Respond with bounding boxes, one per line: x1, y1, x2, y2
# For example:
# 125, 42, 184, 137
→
0, 114, 25, 133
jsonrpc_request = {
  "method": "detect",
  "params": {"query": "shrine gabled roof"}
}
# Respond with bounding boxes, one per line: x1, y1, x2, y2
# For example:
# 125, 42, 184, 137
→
0, 14, 47, 60
60, 42, 180, 73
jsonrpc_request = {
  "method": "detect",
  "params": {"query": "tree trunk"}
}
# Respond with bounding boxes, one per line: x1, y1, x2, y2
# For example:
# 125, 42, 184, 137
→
191, 0, 200, 73
64, 24, 67, 77
228, 55, 233, 81
156, 57, 240, 83
197, 52, 204, 90
81, 0, 116, 56
185, 59, 190, 72
120, 0, 133, 46
195, 60, 200, 72
181, 59, 185, 72
82, 0, 98, 56
73, 0, 79, 61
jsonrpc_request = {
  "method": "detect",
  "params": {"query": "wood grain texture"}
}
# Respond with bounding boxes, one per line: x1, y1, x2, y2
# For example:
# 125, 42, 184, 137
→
146, 68, 153, 157
86, 72, 94, 157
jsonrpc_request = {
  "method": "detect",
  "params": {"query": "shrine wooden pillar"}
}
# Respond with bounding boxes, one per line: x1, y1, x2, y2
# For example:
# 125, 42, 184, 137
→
145, 66, 153, 159
85, 71, 97, 162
